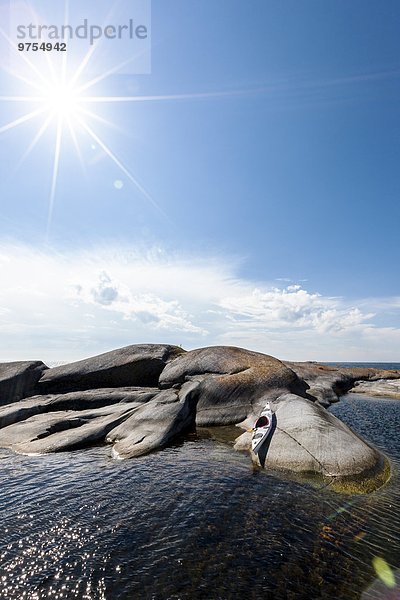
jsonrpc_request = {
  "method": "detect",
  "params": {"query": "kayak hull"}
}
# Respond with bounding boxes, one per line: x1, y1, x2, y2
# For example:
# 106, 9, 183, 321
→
251, 403, 273, 454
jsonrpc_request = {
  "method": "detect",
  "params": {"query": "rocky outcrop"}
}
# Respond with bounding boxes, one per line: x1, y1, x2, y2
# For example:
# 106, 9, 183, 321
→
0, 344, 397, 493
285, 361, 400, 406
0, 404, 139, 455
350, 379, 400, 399
234, 393, 388, 492
0, 387, 160, 429
160, 346, 307, 425
0, 361, 48, 407
38, 344, 185, 393
108, 382, 199, 459
0, 384, 197, 456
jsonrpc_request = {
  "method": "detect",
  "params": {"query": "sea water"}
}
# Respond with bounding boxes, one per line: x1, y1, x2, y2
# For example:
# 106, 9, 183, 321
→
0, 364, 399, 599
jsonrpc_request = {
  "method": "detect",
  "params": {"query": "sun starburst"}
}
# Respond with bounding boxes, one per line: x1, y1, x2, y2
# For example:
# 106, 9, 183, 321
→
0, 2, 242, 240
0, 14, 169, 239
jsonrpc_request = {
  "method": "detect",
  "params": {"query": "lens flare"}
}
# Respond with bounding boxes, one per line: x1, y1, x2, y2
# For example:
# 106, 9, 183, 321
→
0, 1, 237, 239
43, 83, 79, 118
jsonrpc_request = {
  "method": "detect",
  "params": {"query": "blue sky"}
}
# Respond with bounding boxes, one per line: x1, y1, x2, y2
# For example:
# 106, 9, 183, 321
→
0, 0, 399, 362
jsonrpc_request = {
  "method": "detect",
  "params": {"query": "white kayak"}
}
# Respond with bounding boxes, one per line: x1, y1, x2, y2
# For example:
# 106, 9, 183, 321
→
251, 402, 273, 454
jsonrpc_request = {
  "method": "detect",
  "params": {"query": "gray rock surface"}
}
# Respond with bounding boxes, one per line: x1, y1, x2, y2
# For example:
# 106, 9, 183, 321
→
0, 361, 48, 407
0, 403, 141, 454
350, 379, 400, 399
160, 346, 306, 425
0, 344, 397, 492
0, 383, 198, 458
0, 387, 159, 429
38, 344, 184, 393
108, 382, 199, 459
285, 361, 400, 406
235, 393, 383, 480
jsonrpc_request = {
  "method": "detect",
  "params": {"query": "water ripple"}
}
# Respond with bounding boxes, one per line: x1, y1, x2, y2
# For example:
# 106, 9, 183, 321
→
0, 395, 398, 598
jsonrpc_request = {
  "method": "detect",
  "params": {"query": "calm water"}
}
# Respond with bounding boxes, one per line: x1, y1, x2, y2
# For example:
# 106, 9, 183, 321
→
0, 365, 400, 599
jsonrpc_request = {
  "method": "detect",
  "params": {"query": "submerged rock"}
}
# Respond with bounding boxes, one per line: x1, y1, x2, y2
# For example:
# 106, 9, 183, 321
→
0, 361, 48, 407
0, 344, 397, 493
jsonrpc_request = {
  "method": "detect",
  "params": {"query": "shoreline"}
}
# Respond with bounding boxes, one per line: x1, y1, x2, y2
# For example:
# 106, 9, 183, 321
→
0, 344, 399, 493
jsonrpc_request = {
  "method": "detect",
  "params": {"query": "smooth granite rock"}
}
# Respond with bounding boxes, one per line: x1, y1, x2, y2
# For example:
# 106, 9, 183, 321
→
350, 379, 400, 399
160, 346, 307, 426
0, 361, 48, 407
0, 387, 159, 429
285, 361, 400, 407
108, 382, 199, 459
234, 393, 385, 488
0, 403, 141, 454
38, 344, 185, 393
0, 344, 397, 492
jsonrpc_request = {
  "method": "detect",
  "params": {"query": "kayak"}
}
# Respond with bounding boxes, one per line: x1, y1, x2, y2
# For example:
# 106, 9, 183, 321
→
251, 402, 273, 454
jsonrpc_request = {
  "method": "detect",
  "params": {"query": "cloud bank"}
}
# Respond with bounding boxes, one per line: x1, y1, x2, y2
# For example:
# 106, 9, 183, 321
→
0, 243, 398, 363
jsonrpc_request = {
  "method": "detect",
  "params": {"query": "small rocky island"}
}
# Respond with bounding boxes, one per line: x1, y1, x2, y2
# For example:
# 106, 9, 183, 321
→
0, 344, 399, 493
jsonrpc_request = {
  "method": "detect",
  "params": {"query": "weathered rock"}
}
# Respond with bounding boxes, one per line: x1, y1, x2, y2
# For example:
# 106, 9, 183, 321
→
0, 361, 48, 407
0, 387, 159, 429
38, 344, 185, 393
0, 403, 141, 454
0, 383, 198, 458
0, 344, 396, 493
285, 361, 400, 407
108, 382, 199, 459
234, 393, 388, 492
160, 346, 307, 426
283, 362, 351, 406
350, 379, 400, 399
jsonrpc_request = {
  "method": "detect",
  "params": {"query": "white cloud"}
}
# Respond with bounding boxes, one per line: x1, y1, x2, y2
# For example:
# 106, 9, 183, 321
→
0, 242, 398, 363
219, 287, 374, 333
91, 272, 120, 306
82, 269, 206, 334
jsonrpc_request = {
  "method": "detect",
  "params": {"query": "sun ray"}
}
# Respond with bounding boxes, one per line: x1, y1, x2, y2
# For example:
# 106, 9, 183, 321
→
80, 90, 247, 104
71, 9, 112, 85
76, 52, 147, 95
14, 113, 54, 173
0, 107, 47, 134
0, 96, 43, 102
68, 43, 98, 89
77, 105, 124, 133
46, 117, 63, 240
0, 7, 184, 236
75, 115, 170, 221
61, 0, 69, 84
0, 27, 50, 89
1, 64, 46, 93
66, 117, 86, 176
68, 3, 119, 89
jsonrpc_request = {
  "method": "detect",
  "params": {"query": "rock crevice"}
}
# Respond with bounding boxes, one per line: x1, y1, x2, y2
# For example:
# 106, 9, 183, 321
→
0, 344, 398, 493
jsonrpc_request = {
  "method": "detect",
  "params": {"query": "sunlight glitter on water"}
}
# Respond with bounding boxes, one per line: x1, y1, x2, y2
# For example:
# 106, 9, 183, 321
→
0, 393, 399, 599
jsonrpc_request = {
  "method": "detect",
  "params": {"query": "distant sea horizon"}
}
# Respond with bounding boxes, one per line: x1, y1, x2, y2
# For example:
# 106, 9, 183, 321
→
323, 361, 400, 370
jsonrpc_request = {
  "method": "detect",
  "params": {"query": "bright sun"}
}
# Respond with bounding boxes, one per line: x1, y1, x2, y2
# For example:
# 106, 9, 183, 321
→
0, 7, 214, 239
43, 83, 80, 118
0, 38, 165, 239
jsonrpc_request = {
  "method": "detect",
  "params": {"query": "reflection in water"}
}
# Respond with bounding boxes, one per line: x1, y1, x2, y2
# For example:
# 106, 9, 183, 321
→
0, 393, 399, 599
